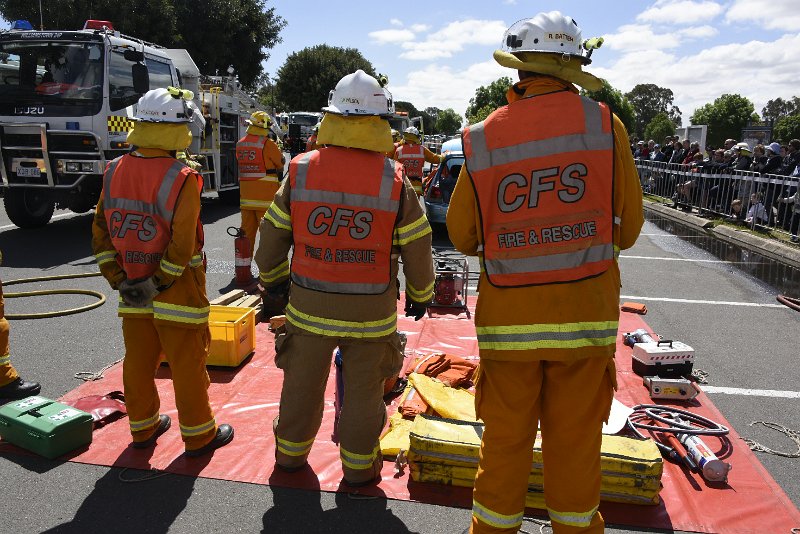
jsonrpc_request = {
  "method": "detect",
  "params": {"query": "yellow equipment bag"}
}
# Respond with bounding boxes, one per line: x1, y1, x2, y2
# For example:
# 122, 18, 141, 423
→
407, 373, 477, 422
407, 414, 663, 506
380, 412, 414, 458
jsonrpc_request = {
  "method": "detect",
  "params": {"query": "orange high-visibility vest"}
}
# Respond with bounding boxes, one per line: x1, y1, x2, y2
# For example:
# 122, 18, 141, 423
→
289, 147, 403, 295
237, 134, 281, 210
396, 143, 425, 179
463, 91, 615, 287
103, 155, 203, 280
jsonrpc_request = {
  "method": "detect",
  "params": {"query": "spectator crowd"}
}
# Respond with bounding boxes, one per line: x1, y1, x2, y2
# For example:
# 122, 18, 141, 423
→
632, 136, 800, 243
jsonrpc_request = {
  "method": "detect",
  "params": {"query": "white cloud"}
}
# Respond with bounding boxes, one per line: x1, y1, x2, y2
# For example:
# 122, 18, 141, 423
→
399, 19, 507, 60
369, 28, 416, 44
392, 60, 509, 114
390, 18, 403, 27
725, 0, 800, 31
591, 33, 800, 122
410, 24, 431, 33
503, 0, 517, 4
602, 24, 717, 52
637, 0, 724, 25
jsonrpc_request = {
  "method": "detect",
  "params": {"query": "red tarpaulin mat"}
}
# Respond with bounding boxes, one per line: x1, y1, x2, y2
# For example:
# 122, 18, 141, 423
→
3, 298, 799, 534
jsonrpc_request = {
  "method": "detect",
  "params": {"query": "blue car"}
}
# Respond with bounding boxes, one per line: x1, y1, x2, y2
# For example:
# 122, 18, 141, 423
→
423, 146, 464, 225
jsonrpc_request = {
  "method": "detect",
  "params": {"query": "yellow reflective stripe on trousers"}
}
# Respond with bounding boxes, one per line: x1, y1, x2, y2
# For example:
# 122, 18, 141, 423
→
476, 321, 618, 351
240, 199, 273, 210
285, 303, 396, 338
264, 203, 291, 231
340, 444, 379, 470
118, 296, 153, 315
260, 259, 290, 284
94, 250, 117, 266
406, 280, 434, 302
189, 254, 204, 268
614, 244, 621, 260
393, 215, 431, 246
180, 418, 216, 437
152, 302, 210, 325
129, 412, 160, 432
160, 257, 185, 277
0, 353, 11, 366
276, 436, 314, 457
472, 499, 523, 529
547, 505, 598, 528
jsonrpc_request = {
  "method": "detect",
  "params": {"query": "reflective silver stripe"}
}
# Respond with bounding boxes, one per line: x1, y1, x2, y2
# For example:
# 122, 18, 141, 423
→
484, 243, 613, 275
285, 303, 396, 338
180, 418, 216, 437
340, 444, 380, 469
94, 250, 117, 266
291, 273, 388, 295
614, 216, 622, 225
265, 203, 291, 231
472, 499, 524, 529
293, 154, 399, 212
466, 98, 612, 173
276, 436, 314, 456
0, 354, 11, 365
477, 326, 618, 344
547, 505, 598, 528
104, 158, 186, 220
292, 189, 399, 212
189, 254, 204, 267
238, 140, 266, 150
129, 413, 159, 432
152, 302, 210, 324
102, 157, 123, 206
380, 159, 398, 199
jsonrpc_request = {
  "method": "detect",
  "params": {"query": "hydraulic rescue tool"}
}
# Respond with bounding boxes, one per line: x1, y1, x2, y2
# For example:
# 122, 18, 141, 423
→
628, 404, 732, 483
623, 328, 695, 378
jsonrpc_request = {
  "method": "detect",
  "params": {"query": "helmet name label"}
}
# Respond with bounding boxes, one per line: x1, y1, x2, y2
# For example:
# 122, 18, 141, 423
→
546, 33, 574, 42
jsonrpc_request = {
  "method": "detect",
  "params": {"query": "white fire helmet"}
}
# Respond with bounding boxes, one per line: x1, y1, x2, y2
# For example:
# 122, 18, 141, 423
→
323, 69, 394, 117
133, 87, 196, 123
501, 11, 590, 63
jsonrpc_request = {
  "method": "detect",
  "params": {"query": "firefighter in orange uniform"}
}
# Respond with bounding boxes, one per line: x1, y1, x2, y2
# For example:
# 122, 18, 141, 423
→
236, 111, 285, 262
92, 87, 233, 456
255, 70, 434, 485
394, 126, 442, 196
0, 254, 41, 400
305, 123, 320, 152
447, 12, 643, 533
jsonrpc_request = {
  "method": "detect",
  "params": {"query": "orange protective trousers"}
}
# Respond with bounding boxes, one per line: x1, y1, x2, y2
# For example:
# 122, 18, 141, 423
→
471, 357, 615, 534
121, 318, 217, 450
273, 329, 403, 484
240, 208, 267, 258
0, 281, 19, 387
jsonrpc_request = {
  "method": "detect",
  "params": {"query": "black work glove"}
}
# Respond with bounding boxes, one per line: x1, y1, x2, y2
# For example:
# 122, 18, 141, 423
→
261, 280, 290, 320
119, 277, 159, 308
404, 298, 428, 321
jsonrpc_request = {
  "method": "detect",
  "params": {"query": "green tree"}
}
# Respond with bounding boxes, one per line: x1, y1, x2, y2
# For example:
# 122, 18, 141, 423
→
467, 104, 497, 125
0, 0, 285, 88
276, 45, 375, 112
690, 94, 758, 148
644, 112, 675, 144
465, 77, 512, 123
582, 80, 636, 134
773, 114, 800, 142
625, 83, 682, 138
435, 108, 462, 135
761, 97, 799, 123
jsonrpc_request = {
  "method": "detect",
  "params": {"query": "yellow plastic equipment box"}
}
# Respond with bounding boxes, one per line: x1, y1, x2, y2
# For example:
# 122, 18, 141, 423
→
207, 305, 256, 367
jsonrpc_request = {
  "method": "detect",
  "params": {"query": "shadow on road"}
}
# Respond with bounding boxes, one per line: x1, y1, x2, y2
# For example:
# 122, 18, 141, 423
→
200, 198, 239, 225
0, 214, 94, 269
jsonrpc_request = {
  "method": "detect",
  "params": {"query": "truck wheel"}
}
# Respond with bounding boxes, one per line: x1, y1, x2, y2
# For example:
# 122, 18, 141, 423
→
3, 189, 55, 228
218, 187, 240, 206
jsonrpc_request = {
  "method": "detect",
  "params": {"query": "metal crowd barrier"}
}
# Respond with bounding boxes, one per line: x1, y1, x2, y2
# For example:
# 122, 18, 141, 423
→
635, 159, 799, 237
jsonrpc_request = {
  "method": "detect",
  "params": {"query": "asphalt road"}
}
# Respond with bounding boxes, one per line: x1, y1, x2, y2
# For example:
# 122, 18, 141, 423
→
1, 165, 798, 533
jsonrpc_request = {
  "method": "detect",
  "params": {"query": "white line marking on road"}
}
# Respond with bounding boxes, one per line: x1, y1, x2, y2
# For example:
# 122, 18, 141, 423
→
639, 234, 699, 237
620, 255, 765, 265
702, 385, 800, 399
619, 295, 784, 308
0, 212, 80, 231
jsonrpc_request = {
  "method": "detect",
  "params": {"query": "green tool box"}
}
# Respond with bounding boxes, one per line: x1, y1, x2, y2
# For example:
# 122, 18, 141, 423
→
0, 396, 93, 459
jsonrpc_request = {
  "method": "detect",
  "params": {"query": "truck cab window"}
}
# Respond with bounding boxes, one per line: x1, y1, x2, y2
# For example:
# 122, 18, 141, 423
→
109, 52, 175, 111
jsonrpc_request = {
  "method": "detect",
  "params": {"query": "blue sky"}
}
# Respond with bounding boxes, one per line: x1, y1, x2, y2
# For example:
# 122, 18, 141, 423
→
262, 0, 800, 123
